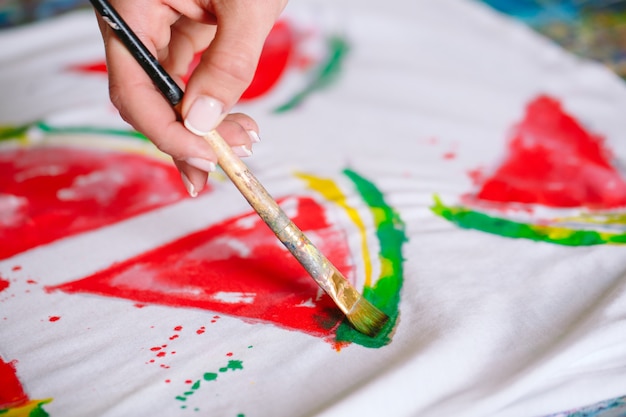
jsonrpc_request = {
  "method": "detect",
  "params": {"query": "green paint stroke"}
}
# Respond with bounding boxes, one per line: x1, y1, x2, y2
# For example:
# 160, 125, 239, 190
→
274, 36, 349, 113
0, 121, 147, 144
0, 124, 30, 142
335, 169, 407, 348
175, 360, 244, 408
431, 195, 626, 246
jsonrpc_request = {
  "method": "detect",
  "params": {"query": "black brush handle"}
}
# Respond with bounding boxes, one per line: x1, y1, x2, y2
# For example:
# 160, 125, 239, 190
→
88, 0, 184, 107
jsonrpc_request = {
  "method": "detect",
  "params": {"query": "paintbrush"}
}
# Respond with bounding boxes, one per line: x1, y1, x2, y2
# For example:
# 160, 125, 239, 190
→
88, 0, 389, 337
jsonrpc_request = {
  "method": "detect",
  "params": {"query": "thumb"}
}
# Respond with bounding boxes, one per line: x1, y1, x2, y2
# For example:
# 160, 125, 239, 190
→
182, 6, 276, 136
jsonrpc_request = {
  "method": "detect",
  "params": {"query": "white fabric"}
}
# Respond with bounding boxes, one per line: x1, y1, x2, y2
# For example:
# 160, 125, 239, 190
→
1, 0, 625, 416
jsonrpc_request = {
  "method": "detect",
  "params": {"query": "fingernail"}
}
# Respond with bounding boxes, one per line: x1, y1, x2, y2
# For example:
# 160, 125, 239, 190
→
232, 145, 253, 157
247, 130, 261, 143
184, 96, 224, 136
180, 171, 197, 198
185, 157, 216, 173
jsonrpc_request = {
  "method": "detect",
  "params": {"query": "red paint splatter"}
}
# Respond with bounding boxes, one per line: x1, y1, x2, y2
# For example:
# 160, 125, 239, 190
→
150, 346, 163, 352
48, 316, 61, 322
165, 379, 171, 384
174, 325, 183, 331
11, 265, 21, 271
169, 334, 179, 341
26, 280, 37, 285
472, 96, 626, 209
0, 278, 9, 293
467, 167, 486, 186
196, 326, 205, 335
443, 151, 456, 160
49, 197, 352, 339
0, 146, 199, 260
226, 352, 233, 357
0, 359, 28, 408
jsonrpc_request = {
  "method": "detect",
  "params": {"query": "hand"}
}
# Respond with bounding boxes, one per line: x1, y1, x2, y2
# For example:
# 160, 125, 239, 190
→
95, 0, 287, 196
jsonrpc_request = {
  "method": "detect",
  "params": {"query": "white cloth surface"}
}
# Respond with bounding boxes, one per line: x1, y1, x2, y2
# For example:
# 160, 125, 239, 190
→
0, 1, 625, 416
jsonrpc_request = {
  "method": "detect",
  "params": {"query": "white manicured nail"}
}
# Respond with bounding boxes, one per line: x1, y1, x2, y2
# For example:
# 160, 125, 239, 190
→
247, 130, 261, 143
185, 157, 216, 173
184, 96, 224, 136
232, 145, 252, 157
180, 171, 197, 198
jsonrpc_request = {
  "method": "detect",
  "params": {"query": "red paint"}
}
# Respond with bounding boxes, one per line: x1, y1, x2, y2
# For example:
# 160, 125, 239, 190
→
0, 359, 28, 408
169, 334, 179, 341
173, 325, 182, 331
443, 151, 456, 160
240, 20, 294, 100
50, 197, 353, 338
196, 326, 205, 335
183, 20, 294, 100
74, 20, 294, 102
70, 61, 107, 74
48, 316, 61, 322
0, 278, 9, 293
150, 347, 162, 351
0, 146, 196, 260
26, 280, 37, 285
11, 266, 21, 271
473, 96, 626, 209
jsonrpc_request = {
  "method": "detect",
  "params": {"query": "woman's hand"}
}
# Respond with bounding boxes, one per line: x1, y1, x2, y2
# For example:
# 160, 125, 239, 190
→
95, 0, 287, 196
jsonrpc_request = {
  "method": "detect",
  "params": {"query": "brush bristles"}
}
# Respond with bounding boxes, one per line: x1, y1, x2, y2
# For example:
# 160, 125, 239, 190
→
346, 297, 389, 337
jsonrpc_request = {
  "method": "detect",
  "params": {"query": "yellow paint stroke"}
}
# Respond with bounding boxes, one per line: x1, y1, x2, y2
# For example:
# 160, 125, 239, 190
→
296, 173, 372, 287
1, 398, 52, 417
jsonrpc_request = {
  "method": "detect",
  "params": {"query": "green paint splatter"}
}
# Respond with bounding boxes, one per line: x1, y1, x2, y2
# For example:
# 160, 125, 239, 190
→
203, 372, 218, 381
431, 195, 626, 246
175, 359, 244, 409
333, 169, 407, 348
274, 36, 349, 113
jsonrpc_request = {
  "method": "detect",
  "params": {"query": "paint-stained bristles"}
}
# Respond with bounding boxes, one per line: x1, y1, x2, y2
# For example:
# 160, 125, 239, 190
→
347, 297, 389, 337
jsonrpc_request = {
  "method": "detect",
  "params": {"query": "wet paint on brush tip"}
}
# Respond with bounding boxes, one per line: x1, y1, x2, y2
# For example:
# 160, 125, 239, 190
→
300, 169, 407, 348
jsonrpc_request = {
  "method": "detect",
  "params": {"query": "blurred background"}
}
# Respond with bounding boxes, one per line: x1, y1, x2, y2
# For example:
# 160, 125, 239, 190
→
2, 0, 624, 80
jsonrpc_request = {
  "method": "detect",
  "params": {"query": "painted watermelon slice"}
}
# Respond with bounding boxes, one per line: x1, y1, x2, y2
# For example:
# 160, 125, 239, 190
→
0, 145, 191, 260
470, 95, 626, 209
0, 357, 51, 414
433, 95, 626, 246
48, 195, 354, 339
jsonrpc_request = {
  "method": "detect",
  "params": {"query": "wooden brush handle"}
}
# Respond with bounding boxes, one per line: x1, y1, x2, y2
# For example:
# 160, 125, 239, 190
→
203, 130, 359, 315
